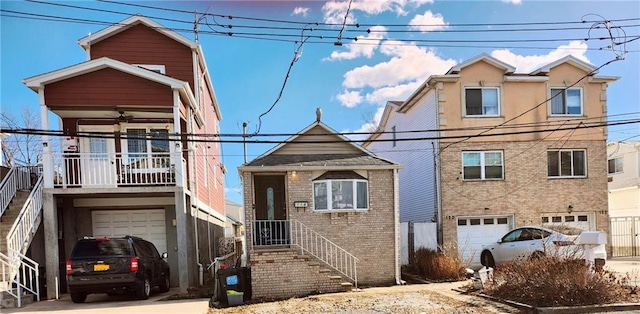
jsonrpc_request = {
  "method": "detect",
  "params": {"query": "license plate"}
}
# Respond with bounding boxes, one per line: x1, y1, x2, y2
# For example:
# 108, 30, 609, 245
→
94, 264, 109, 271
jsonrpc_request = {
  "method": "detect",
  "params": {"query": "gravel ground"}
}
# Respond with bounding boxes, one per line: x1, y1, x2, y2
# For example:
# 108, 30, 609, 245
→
209, 282, 520, 314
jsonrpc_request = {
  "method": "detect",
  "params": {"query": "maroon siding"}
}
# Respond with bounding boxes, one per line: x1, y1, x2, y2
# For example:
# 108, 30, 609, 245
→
44, 68, 172, 107
90, 24, 194, 92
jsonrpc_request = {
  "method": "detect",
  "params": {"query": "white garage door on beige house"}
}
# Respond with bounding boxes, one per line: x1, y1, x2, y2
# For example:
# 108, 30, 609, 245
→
92, 209, 167, 254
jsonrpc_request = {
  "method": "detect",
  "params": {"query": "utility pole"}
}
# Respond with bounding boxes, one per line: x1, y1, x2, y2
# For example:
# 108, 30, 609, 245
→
242, 122, 247, 164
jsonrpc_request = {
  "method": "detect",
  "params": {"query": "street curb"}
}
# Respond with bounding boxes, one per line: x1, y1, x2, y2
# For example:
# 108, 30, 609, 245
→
474, 292, 640, 313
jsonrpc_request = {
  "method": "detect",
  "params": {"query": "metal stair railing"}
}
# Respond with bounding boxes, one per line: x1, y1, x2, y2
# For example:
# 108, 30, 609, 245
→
7, 175, 44, 258
0, 250, 40, 308
0, 166, 33, 218
290, 220, 359, 289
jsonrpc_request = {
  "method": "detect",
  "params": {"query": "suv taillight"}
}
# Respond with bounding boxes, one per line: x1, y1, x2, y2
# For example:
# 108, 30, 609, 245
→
66, 260, 72, 275
130, 257, 139, 272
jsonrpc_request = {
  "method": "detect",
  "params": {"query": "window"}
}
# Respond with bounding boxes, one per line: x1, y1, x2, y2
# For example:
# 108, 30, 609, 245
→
124, 127, 171, 170
550, 88, 582, 115
313, 178, 368, 211
547, 149, 586, 178
465, 87, 499, 116
608, 157, 623, 174
462, 151, 503, 180
391, 125, 397, 147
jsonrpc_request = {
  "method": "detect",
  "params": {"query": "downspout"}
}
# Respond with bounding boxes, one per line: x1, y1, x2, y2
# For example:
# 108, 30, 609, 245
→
393, 168, 403, 285
187, 106, 203, 285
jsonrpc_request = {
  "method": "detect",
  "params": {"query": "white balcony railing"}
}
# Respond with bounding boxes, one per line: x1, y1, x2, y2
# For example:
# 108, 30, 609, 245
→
51, 152, 183, 188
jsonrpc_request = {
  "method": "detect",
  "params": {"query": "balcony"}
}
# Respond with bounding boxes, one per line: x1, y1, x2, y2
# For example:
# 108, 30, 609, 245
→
48, 152, 184, 188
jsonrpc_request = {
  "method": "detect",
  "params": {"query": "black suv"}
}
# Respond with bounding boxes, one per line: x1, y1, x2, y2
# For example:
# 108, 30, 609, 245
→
66, 236, 170, 303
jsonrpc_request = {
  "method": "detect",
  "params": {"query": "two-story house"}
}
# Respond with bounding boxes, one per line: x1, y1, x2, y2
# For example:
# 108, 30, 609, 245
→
364, 53, 617, 267
13, 15, 225, 299
607, 141, 640, 257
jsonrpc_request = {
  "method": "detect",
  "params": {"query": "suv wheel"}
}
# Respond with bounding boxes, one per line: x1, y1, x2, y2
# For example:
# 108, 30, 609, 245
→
159, 273, 170, 293
136, 275, 151, 300
70, 290, 87, 303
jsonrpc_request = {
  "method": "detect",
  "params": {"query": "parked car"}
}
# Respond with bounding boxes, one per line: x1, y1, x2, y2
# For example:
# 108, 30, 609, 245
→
480, 226, 606, 268
66, 236, 170, 303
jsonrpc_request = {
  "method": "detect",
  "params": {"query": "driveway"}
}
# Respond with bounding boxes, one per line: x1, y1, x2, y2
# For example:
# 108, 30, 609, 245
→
605, 257, 640, 286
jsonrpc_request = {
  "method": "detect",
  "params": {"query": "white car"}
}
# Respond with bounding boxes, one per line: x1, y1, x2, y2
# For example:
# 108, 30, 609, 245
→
480, 226, 606, 268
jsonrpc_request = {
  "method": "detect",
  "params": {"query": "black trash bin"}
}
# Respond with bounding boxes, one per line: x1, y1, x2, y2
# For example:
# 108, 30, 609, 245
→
217, 267, 252, 304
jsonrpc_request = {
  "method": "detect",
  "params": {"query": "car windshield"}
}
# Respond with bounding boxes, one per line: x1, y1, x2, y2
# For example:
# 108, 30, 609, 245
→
544, 225, 584, 235
72, 239, 131, 258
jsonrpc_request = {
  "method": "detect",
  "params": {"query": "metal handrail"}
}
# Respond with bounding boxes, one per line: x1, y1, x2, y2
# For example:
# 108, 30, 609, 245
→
7, 175, 44, 258
0, 166, 33, 217
0, 250, 40, 308
252, 220, 358, 288
290, 220, 359, 289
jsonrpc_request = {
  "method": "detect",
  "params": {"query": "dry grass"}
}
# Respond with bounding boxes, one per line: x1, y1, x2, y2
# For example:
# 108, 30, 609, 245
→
406, 248, 466, 281
483, 256, 639, 307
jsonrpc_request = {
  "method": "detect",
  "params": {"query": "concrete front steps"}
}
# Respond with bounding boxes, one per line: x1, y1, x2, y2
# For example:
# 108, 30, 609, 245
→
250, 248, 354, 300
0, 191, 31, 255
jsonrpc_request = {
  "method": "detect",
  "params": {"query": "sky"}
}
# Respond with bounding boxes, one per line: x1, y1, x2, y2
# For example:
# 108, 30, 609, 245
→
1, 0, 639, 204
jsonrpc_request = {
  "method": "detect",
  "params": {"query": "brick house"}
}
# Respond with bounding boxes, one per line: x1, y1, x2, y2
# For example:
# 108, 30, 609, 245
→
238, 117, 402, 299
364, 53, 617, 267
6, 15, 226, 300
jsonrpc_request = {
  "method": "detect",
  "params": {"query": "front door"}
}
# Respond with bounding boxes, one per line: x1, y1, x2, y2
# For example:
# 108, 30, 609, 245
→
253, 175, 287, 246
80, 125, 117, 187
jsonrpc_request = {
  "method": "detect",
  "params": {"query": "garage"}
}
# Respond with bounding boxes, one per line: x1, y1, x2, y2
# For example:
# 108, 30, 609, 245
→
92, 209, 167, 255
541, 212, 594, 231
457, 215, 512, 267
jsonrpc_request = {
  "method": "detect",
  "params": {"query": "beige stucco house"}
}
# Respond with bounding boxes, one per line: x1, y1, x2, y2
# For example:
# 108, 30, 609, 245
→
238, 117, 402, 299
364, 53, 618, 267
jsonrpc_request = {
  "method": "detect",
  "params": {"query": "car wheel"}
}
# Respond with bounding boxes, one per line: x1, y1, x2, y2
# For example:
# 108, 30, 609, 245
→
136, 275, 151, 300
159, 273, 170, 293
70, 290, 87, 303
481, 251, 495, 268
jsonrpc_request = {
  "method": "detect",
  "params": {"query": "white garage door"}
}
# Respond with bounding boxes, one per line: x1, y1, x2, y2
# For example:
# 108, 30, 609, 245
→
541, 212, 594, 231
92, 209, 167, 254
457, 216, 512, 267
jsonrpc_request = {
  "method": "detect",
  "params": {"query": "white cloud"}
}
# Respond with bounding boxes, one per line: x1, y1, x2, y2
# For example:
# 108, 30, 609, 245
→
364, 81, 422, 104
325, 26, 387, 61
292, 7, 310, 17
337, 90, 363, 108
491, 41, 590, 73
343, 106, 387, 141
342, 41, 456, 89
408, 10, 448, 32
502, 0, 522, 4
322, 0, 434, 24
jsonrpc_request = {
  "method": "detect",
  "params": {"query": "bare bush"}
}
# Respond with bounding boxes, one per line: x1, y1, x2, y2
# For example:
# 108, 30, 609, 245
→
483, 256, 634, 307
407, 248, 466, 281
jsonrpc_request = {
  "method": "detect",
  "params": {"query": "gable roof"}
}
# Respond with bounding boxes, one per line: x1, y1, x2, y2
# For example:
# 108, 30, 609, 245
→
530, 55, 597, 75
239, 121, 400, 171
78, 15, 197, 50
446, 53, 516, 74
23, 57, 197, 108
363, 101, 401, 146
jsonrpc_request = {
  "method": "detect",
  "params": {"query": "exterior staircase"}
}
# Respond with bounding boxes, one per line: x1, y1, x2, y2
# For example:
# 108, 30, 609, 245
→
0, 166, 43, 309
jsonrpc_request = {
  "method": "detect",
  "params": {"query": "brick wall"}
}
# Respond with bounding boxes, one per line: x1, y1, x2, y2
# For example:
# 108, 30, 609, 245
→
439, 140, 610, 251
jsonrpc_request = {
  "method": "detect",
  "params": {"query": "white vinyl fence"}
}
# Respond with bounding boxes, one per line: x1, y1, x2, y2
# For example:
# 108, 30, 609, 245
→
401, 222, 438, 265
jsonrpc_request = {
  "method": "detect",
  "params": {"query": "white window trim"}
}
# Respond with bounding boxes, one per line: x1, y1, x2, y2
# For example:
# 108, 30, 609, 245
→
462, 86, 501, 117
133, 64, 166, 74
121, 123, 173, 172
547, 149, 587, 178
313, 179, 369, 212
607, 157, 624, 175
549, 87, 583, 116
462, 150, 504, 181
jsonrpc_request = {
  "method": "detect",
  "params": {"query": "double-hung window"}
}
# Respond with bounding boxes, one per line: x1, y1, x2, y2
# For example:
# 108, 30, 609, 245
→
607, 157, 623, 174
465, 87, 499, 116
125, 127, 170, 171
547, 149, 586, 178
550, 88, 582, 115
462, 151, 504, 180
313, 172, 368, 211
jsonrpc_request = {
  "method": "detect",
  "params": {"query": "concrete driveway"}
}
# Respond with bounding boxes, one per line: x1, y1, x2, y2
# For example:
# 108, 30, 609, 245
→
3, 288, 210, 314
605, 257, 640, 286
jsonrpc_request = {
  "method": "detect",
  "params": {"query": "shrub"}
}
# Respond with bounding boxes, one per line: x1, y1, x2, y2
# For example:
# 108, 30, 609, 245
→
409, 248, 466, 281
483, 256, 630, 307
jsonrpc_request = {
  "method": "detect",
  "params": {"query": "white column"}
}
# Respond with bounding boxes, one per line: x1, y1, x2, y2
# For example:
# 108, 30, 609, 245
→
172, 90, 183, 187
40, 89, 53, 188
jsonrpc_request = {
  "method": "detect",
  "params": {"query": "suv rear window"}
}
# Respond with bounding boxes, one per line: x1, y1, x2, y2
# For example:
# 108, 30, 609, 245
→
72, 239, 132, 258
